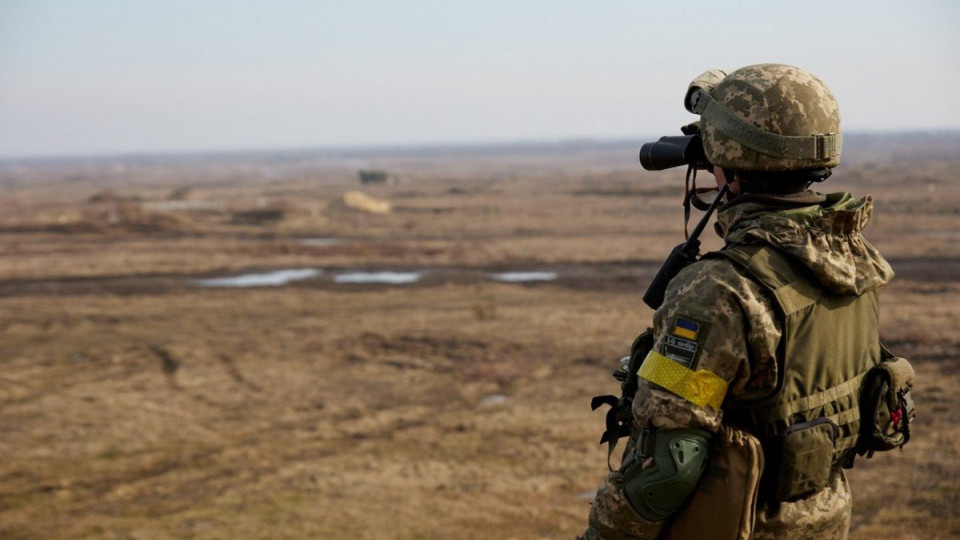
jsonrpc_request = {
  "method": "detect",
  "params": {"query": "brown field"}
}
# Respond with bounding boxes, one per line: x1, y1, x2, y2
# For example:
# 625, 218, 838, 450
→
1, 134, 958, 539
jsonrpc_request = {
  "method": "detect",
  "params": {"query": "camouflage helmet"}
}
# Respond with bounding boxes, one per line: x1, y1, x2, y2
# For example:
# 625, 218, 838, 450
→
684, 64, 841, 172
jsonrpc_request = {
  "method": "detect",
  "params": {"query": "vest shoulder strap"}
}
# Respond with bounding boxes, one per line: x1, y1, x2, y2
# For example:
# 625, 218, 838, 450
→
712, 243, 820, 316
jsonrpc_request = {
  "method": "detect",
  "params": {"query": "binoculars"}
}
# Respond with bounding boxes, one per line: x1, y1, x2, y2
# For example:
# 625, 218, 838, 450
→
638, 134, 712, 172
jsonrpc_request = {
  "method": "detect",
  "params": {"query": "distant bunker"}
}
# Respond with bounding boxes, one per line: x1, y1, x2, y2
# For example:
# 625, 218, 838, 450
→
357, 169, 396, 185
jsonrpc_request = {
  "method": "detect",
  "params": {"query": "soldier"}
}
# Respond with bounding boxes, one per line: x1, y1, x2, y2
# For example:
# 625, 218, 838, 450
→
580, 64, 911, 539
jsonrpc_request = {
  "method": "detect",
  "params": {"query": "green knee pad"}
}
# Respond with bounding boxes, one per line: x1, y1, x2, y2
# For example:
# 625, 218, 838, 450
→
622, 428, 711, 522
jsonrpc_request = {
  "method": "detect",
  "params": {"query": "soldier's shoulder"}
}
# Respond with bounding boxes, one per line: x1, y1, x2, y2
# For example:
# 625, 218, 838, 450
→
664, 253, 774, 314
670, 254, 755, 291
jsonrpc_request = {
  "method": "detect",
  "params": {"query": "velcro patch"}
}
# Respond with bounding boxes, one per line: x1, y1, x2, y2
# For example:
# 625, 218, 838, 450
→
663, 315, 709, 369
662, 335, 699, 368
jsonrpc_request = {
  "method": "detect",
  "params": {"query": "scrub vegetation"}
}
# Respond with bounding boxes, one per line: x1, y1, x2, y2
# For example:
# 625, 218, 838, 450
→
1, 134, 958, 539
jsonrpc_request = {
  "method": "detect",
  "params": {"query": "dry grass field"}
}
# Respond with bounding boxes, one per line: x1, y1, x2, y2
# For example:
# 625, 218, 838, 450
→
1, 134, 958, 539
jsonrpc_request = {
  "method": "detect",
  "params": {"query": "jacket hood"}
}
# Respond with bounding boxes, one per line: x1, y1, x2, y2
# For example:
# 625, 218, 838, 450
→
716, 192, 894, 295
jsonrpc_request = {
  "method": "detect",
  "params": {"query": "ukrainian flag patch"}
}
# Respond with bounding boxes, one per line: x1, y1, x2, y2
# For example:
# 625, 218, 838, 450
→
672, 318, 700, 340
662, 316, 708, 368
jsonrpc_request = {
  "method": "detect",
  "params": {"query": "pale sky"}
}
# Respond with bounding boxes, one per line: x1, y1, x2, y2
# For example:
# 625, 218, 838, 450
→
1, 0, 958, 158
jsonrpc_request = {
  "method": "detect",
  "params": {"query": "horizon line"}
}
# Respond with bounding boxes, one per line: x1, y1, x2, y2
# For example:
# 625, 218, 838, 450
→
3, 127, 960, 165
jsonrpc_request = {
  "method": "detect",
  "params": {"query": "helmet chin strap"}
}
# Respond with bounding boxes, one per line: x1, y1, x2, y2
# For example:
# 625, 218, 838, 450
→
683, 166, 733, 240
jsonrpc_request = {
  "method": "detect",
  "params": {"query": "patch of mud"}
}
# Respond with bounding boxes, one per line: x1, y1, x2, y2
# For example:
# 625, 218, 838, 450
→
349, 333, 505, 362
394, 206, 456, 214
228, 209, 285, 225
340, 333, 534, 387
887, 256, 960, 282
3, 256, 958, 297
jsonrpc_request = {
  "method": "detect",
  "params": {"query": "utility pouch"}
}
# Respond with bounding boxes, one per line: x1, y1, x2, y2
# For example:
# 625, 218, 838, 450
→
857, 355, 916, 457
773, 417, 839, 502
666, 425, 764, 540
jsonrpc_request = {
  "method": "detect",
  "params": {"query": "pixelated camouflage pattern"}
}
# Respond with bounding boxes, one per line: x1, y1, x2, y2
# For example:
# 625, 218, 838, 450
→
583, 256, 779, 539
631, 380, 725, 431
582, 193, 889, 539
718, 192, 894, 295
699, 64, 842, 171
752, 470, 852, 540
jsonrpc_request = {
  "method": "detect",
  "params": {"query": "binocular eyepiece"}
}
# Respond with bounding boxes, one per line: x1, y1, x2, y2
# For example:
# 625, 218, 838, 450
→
638, 134, 712, 172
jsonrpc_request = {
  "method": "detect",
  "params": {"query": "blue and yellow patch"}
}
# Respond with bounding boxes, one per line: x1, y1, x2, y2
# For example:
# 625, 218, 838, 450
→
661, 316, 709, 369
672, 318, 700, 340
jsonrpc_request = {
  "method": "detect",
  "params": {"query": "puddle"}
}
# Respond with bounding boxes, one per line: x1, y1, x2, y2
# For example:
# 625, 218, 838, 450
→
333, 271, 421, 284
299, 237, 341, 247
491, 271, 558, 282
480, 394, 509, 407
194, 269, 322, 287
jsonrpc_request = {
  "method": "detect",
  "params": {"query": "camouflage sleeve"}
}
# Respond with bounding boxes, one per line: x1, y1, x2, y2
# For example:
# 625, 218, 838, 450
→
583, 258, 781, 540
644, 256, 782, 424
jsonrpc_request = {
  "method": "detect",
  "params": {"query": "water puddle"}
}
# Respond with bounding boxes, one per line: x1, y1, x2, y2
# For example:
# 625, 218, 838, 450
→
194, 268, 322, 287
191, 267, 560, 289
480, 394, 509, 407
299, 237, 342, 247
491, 271, 558, 283
333, 271, 422, 284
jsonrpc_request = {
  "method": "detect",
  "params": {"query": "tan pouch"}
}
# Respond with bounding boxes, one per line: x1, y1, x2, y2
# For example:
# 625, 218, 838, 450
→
857, 355, 916, 456
665, 425, 764, 540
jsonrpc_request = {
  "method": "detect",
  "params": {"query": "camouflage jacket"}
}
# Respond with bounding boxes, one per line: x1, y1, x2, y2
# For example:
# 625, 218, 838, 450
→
585, 192, 894, 540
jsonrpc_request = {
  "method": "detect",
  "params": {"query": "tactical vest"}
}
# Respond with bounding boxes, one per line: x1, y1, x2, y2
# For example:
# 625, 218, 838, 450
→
715, 243, 883, 499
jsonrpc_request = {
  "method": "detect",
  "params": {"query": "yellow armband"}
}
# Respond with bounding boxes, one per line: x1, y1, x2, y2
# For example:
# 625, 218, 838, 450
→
638, 351, 728, 409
